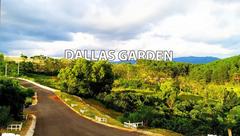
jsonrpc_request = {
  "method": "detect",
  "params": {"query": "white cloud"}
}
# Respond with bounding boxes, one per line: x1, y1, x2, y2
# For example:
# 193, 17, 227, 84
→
150, 0, 240, 42
1, 0, 240, 58
7, 31, 233, 58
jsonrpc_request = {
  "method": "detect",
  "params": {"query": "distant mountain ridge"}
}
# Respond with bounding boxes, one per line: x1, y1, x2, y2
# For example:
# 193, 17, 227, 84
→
174, 56, 219, 64
113, 56, 220, 64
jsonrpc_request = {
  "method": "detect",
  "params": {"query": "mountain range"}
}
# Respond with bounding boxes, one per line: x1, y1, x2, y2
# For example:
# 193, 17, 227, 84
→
114, 56, 220, 64
173, 56, 219, 64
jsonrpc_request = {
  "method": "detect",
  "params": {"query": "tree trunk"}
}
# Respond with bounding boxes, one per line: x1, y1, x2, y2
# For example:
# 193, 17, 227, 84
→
228, 128, 232, 136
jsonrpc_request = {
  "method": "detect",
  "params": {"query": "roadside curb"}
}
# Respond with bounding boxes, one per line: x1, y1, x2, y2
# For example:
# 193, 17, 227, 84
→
24, 83, 38, 136
25, 114, 36, 136
18, 78, 57, 92
56, 93, 137, 132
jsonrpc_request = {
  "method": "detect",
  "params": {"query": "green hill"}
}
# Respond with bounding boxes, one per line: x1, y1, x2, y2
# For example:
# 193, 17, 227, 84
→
189, 55, 240, 84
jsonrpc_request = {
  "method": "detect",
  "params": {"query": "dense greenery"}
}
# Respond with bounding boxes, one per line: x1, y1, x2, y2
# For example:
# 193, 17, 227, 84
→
99, 57, 240, 135
0, 54, 72, 76
0, 106, 11, 128
58, 59, 114, 97
0, 77, 34, 128
189, 56, 240, 84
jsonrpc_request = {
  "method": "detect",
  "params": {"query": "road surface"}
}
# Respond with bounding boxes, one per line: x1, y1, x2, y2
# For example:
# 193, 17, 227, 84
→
19, 80, 142, 136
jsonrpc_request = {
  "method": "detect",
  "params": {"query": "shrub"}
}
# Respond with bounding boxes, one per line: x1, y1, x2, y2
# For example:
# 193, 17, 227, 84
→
0, 106, 12, 128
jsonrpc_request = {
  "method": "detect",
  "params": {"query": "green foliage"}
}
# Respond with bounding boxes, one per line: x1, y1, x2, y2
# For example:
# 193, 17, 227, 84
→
189, 55, 240, 84
0, 61, 5, 76
97, 92, 145, 112
25, 97, 33, 107
21, 55, 72, 76
20, 54, 28, 61
222, 90, 240, 112
23, 73, 60, 90
58, 59, 114, 97
20, 61, 34, 74
137, 59, 191, 78
0, 106, 12, 128
90, 61, 114, 95
0, 77, 33, 120
119, 106, 158, 126
0, 53, 4, 62
7, 61, 19, 76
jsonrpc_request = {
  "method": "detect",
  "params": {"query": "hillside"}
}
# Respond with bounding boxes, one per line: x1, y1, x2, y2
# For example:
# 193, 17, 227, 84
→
189, 55, 240, 83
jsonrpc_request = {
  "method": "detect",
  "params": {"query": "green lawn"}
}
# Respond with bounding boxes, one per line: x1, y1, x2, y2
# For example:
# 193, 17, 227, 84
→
82, 98, 122, 119
22, 73, 60, 89
143, 128, 183, 136
55, 91, 123, 127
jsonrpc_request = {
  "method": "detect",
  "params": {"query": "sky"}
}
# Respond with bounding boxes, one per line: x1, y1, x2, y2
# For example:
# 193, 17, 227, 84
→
0, 0, 240, 58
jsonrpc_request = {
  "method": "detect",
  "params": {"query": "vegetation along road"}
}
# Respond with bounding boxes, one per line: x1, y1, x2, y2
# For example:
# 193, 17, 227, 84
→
19, 79, 142, 136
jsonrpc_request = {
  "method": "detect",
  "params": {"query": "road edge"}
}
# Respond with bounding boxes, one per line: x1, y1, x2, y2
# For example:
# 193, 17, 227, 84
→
25, 114, 36, 136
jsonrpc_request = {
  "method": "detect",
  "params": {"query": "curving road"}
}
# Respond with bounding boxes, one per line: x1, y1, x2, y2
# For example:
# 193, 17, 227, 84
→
19, 80, 142, 136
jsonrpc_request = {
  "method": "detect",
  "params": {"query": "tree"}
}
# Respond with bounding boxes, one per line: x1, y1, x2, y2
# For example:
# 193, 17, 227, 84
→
58, 59, 114, 97
0, 53, 4, 62
0, 77, 29, 119
222, 106, 240, 136
90, 61, 114, 94
0, 106, 12, 128
20, 54, 28, 61
222, 90, 240, 112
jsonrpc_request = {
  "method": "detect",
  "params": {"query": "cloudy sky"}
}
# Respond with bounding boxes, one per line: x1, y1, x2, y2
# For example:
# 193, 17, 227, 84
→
0, 0, 240, 58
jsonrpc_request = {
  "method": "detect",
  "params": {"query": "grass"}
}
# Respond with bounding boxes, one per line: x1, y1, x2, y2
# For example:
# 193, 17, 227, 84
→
143, 128, 183, 136
55, 91, 123, 127
112, 87, 156, 95
22, 73, 60, 89
178, 92, 203, 101
82, 98, 122, 119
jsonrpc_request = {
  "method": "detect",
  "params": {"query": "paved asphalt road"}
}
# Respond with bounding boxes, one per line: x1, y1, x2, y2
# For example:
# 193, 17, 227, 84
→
19, 80, 142, 136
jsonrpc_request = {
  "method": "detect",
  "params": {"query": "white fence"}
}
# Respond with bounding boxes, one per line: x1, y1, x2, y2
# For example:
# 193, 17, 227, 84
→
124, 121, 143, 128
6, 123, 23, 131
95, 116, 107, 123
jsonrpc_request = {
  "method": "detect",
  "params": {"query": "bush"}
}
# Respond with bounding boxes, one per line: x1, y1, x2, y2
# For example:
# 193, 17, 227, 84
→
0, 77, 28, 119
0, 106, 12, 128
22, 88, 35, 98
25, 97, 33, 107
58, 59, 114, 97
119, 106, 158, 127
